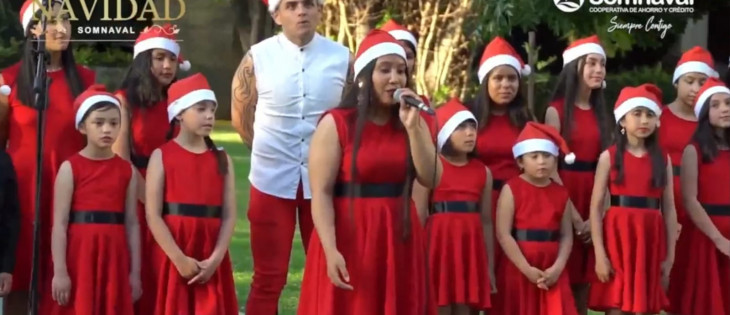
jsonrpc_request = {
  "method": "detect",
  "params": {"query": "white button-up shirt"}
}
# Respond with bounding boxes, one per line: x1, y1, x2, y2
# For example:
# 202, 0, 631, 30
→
249, 33, 350, 199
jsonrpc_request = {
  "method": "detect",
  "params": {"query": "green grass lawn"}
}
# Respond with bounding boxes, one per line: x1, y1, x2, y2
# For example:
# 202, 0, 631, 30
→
212, 121, 609, 315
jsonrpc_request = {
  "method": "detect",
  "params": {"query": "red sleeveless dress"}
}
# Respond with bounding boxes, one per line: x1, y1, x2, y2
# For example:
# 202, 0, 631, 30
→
494, 177, 577, 315
659, 106, 698, 312
670, 144, 730, 315
115, 90, 170, 313
150, 141, 238, 315
297, 108, 433, 315
550, 100, 602, 284
427, 157, 490, 310
1, 62, 95, 292
475, 113, 521, 269
48, 154, 133, 315
588, 145, 669, 313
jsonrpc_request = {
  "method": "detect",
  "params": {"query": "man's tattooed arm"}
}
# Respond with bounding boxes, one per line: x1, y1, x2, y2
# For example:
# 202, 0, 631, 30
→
231, 51, 257, 149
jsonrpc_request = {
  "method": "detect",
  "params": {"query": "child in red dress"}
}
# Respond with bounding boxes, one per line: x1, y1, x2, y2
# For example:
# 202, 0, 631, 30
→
413, 98, 494, 314
544, 36, 611, 313
145, 73, 238, 315
674, 77, 730, 315
662, 47, 719, 314
48, 85, 140, 314
589, 84, 678, 315
494, 122, 577, 315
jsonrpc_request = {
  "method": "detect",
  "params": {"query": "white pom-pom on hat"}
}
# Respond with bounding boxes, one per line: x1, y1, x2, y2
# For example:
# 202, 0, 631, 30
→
179, 59, 191, 71
602, 80, 606, 89
564, 152, 576, 165
0, 85, 10, 96
522, 64, 531, 77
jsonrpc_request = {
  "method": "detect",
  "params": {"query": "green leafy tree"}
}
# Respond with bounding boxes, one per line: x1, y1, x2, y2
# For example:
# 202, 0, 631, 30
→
0, 0, 23, 69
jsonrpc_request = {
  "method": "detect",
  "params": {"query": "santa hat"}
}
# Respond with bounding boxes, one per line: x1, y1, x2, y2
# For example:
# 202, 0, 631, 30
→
379, 19, 417, 51
512, 122, 575, 164
133, 24, 190, 71
353, 30, 406, 79
673, 46, 719, 83
613, 84, 663, 123
263, 0, 324, 13
20, 0, 39, 34
167, 73, 217, 122
436, 98, 476, 150
73, 84, 121, 129
478, 36, 530, 84
563, 35, 607, 88
693, 77, 730, 117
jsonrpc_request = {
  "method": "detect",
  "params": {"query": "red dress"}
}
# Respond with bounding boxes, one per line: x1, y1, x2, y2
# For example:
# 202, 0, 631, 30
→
116, 90, 170, 312
48, 154, 133, 315
670, 144, 730, 315
150, 141, 238, 315
588, 145, 669, 313
659, 106, 698, 312
494, 177, 577, 315
297, 108, 432, 315
475, 113, 521, 268
427, 157, 490, 310
1, 63, 95, 292
550, 100, 602, 284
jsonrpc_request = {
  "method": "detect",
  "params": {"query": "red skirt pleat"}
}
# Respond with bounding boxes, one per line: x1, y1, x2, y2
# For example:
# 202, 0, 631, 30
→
47, 224, 134, 315
493, 242, 577, 315
665, 215, 694, 314
560, 169, 595, 284
426, 213, 491, 310
588, 208, 668, 313
150, 216, 239, 315
669, 215, 730, 315
135, 201, 157, 314
297, 198, 430, 315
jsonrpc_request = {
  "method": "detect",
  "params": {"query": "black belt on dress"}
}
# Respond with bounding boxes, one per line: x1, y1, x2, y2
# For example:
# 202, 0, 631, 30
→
610, 195, 661, 210
333, 183, 404, 198
703, 204, 730, 216
431, 201, 479, 214
559, 160, 598, 172
492, 179, 504, 191
130, 154, 150, 169
69, 210, 125, 224
672, 165, 681, 177
162, 203, 222, 218
511, 229, 560, 242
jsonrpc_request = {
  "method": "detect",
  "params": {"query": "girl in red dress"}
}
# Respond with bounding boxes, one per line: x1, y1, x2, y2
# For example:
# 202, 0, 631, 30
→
494, 122, 577, 315
662, 46, 719, 314
48, 85, 140, 314
673, 78, 730, 315
112, 24, 188, 312
144, 73, 238, 315
297, 30, 441, 315
412, 98, 493, 314
0, 1, 95, 313
469, 37, 534, 272
589, 84, 678, 315
544, 35, 611, 313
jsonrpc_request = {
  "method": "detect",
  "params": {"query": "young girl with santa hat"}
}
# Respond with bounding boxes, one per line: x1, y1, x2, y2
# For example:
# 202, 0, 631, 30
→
412, 98, 493, 315
494, 121, 578, 315
589, 84, 678, 315
144, 73, 238, 315
468, 37, 534, 273
672, 77, 730, 315
297, 30, 440, 315
48, 85, 140, 315
544, 35, 612, 314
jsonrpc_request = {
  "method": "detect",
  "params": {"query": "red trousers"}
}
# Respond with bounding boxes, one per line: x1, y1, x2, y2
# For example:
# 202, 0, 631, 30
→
246, 183, 313, 315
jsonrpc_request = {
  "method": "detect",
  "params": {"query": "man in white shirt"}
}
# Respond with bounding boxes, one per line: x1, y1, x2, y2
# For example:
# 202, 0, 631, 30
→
231, 0, 350, 314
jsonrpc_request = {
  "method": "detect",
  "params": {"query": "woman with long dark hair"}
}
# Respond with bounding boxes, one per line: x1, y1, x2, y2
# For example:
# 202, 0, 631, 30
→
671, 77, 730, 315
468, 36, 533, 273
0, 1, 95, 313
543, 35, 611, 314
112, 24, 188, 311
297, 30, 441, 315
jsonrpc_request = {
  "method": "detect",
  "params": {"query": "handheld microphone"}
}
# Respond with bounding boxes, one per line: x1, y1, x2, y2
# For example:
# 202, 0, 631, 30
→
394, 89, 435, 115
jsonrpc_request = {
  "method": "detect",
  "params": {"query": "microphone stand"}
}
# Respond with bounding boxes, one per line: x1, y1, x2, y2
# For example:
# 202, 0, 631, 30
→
27, 1, 51, 314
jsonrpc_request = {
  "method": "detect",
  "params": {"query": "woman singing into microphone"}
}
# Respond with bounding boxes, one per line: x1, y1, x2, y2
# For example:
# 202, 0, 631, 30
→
0, 1, 95, 313
297, 30, 441, 315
